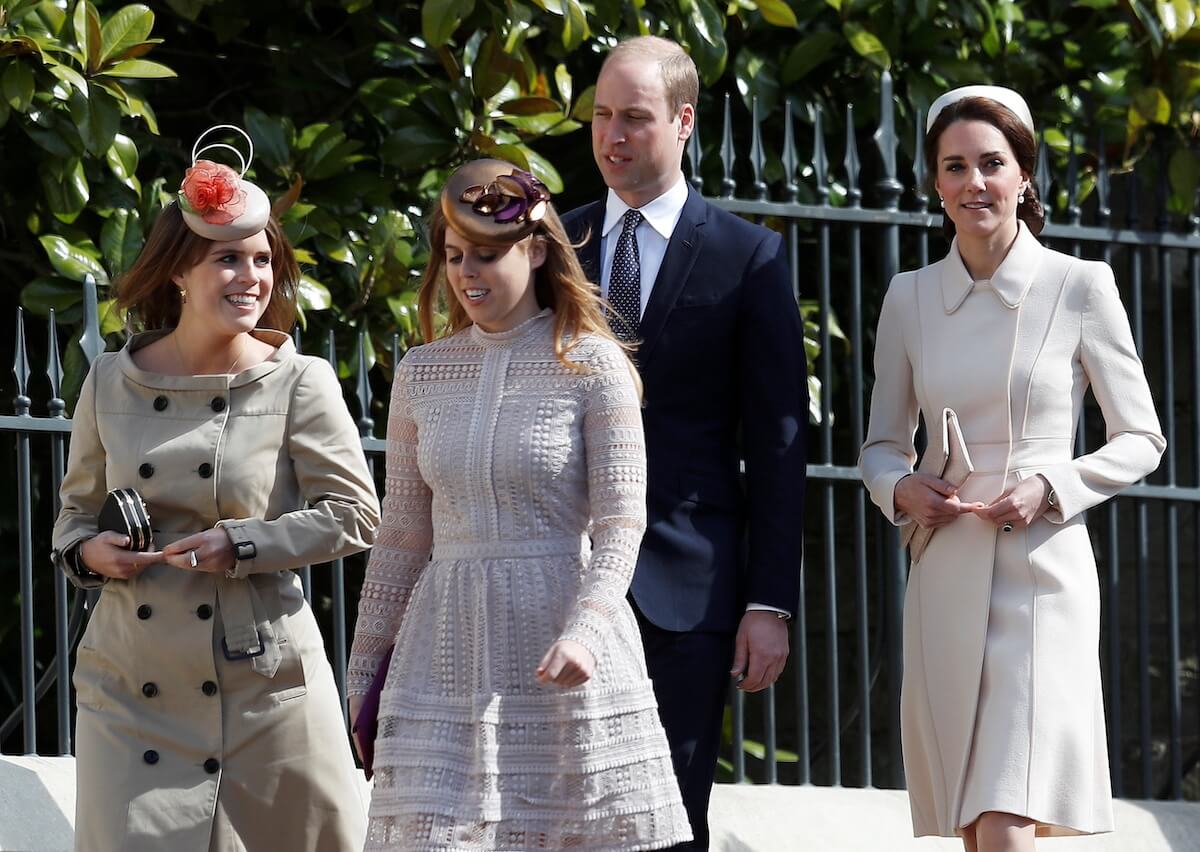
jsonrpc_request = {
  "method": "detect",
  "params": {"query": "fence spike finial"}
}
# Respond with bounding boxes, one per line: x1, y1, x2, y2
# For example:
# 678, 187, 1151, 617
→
912, 106, 929, 210
13, 307, 30, 415
873, 71, 903, 211
78, 274, 104, 366
1035, 136, 1052, 225
844, 103, 862, 208
720, 93, 736, 199
47, 309, 65, 418
750, 97, 767, 201
1066, 131, 1081, 226
1095, 129, 1111, 225
356, 326, 374, 438
782, 99, 799, 203
813, 104, 829, 205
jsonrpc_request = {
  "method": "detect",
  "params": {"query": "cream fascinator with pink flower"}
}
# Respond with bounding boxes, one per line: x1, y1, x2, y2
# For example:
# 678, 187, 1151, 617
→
178, 125, 270, 241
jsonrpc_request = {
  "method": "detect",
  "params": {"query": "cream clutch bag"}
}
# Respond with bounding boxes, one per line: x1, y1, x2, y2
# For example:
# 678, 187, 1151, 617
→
900, 408, 974, 563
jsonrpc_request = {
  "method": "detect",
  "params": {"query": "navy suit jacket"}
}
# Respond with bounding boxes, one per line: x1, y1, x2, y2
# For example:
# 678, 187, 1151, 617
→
563, 188, 808, 633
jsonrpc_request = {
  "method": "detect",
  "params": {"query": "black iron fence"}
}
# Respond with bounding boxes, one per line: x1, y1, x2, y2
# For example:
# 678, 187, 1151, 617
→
3, 73, 1198, 802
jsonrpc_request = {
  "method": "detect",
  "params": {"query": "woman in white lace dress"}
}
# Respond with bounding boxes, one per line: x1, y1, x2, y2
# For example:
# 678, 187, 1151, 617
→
347, 159, 691, 851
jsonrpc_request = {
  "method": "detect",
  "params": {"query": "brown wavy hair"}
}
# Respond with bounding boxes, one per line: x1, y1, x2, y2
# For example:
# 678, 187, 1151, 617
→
924, 95, 1045, 239
418, 201, 641, 393
116, 201, 299, 331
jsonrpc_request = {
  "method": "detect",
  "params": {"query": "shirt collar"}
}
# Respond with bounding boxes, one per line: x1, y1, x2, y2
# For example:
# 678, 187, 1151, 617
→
942, 221, 1043, 313
601, 176, 690, 240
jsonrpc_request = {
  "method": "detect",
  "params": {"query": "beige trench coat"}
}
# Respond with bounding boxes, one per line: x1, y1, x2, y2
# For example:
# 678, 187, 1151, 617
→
52, 330, 380, 852
861, 224, 1164, 838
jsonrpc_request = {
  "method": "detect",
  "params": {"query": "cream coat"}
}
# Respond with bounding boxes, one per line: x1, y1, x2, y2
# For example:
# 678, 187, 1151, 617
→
861, 224, 1165, 838
52, 330, 380, 852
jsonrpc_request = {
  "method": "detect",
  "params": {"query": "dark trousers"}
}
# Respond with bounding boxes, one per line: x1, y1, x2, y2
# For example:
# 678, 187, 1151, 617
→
633, 603, 735, 852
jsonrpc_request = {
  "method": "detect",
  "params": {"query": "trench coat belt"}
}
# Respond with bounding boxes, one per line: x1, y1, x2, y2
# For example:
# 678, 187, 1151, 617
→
432, 534, 590, 561
154, 530, 283, 678
965, 438, 1074, 475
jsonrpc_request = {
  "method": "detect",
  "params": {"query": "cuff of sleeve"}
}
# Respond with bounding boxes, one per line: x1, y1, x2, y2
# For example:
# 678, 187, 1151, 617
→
1037, 465, 1075, 524
216, 520, 258, 578
52, 539, 108, 590
873, 470, 912, 525
746, 603, 791, 620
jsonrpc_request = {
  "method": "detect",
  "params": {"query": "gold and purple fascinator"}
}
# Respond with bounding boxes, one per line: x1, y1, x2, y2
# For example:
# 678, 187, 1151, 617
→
178, 124, 271, 241
441, 158, 551, 246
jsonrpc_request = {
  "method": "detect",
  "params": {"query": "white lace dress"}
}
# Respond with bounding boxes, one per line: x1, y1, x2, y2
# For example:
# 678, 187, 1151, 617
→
347, 309, 691, 851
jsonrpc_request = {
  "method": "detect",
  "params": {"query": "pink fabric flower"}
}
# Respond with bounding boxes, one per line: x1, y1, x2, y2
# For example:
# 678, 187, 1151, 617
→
180, 160, 247, 226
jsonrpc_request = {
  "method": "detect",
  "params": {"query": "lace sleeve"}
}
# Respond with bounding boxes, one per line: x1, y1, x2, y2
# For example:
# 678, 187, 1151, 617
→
347, 359, 433, 695
557, 341, 646, 657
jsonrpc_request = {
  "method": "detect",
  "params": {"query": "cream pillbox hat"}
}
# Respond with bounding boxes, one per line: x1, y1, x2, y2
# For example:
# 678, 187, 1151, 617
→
926, 85, 1035, 135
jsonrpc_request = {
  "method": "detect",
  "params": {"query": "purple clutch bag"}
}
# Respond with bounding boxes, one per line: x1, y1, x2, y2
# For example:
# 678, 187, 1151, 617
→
353, 645, 394, 780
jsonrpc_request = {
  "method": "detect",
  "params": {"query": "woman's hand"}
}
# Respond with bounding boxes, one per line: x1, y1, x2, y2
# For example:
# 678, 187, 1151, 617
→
536, 640, 595, 689
161, 528, 236, 575
78, 532, 164, 580
972, 474, 1050, 531
894, 473, 984, 530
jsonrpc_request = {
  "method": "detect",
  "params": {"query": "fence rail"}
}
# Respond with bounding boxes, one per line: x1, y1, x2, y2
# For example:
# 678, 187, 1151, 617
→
3, 72, 1198, 801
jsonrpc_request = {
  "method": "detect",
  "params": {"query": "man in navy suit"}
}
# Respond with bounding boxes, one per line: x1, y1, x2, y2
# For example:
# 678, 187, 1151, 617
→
561, 36, 808, 850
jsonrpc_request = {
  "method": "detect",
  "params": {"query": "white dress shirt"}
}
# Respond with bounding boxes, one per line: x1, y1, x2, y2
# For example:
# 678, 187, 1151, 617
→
597, 177, 790, 621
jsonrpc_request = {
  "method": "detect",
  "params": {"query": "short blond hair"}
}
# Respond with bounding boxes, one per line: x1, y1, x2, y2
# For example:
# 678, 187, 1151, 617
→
602, 36, 699, 118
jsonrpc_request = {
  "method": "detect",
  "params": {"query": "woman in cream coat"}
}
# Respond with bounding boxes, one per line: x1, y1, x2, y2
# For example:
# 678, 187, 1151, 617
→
52, 135, 379, 852
861, 88, 1164, 851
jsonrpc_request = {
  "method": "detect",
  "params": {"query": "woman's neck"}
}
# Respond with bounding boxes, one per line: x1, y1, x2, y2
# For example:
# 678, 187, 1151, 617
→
171, 321, 250, 375
955, 220, 1020, 281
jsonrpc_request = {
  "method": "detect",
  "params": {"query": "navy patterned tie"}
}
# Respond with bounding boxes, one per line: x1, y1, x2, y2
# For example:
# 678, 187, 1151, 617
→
607, 209, 643, 342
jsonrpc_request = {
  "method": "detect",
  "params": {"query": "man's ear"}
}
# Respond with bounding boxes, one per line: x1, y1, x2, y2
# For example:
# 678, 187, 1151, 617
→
679, 103, 696, 142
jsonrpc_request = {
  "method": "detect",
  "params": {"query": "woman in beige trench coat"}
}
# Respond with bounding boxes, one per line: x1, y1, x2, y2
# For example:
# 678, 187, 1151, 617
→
51, 135, 380, 852
861, 88, 1165, 851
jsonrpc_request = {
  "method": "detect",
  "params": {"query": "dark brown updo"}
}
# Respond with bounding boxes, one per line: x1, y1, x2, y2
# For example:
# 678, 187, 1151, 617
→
924, 96, 1045, 239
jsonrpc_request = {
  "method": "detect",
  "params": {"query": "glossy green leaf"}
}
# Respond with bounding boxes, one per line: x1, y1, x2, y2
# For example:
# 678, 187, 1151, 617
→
98, 298, 126, 336
105, 132, 139, 186
41, 159, 90, 223
495, 96, 561, 116
72, 0, 103, 73
488, 143, 530, 171
100, 208, 142, 276
561, 0, 589, 50
1156, 0, 1195, 39
1168, 147, 1200, 210
380, 124, 454, 168
101, 58, 176, 78
68, 82, 120, 156
1132, 86, 1171, 125
754, 0, 798, 28
298, 274, 333, 310
1, 60, 35, 112
517, 145, 563, 194
678, 0, 727, 84
569, 85, 595, 121
554, 63, 572, 105
48, 63, 88, 95
21, 277, 82, 317
387, 295, 416, 335
421, 0, 475, 48
99, 4, 154, 65
40, 233, 108, 283
782, 30, 840, 83
843, 22, 890, 70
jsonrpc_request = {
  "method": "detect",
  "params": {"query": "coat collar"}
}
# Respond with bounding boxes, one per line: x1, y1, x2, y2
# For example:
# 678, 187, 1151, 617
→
119, 328, 294, 390
941, 221, 1043, 313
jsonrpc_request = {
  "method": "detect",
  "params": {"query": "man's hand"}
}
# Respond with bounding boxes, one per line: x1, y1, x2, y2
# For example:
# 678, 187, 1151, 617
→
731, 610, 789, 692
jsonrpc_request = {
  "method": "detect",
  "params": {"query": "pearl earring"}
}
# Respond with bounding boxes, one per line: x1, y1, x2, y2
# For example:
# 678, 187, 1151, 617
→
939, 196, 945, 208
1018, 186, 1027, 204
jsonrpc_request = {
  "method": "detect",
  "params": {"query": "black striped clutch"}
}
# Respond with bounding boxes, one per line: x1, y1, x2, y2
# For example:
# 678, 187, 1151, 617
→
98, 487, 153, 552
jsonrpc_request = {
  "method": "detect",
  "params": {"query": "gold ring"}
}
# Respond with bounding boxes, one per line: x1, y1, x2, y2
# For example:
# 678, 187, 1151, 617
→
188, 549, 198, 568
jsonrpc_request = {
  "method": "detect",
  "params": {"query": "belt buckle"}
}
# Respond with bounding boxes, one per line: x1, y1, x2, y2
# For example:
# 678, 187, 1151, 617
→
221, 629, 265, 661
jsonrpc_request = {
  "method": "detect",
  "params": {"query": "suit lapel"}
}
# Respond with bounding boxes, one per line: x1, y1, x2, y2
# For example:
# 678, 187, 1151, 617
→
637, 189, 707, 364
575, 202, 605, 287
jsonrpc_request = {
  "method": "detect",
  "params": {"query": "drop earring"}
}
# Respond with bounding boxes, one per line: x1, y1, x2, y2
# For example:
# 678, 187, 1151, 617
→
178, 288, 188, 304
939, 196, 945, 208
1018, 186, 1026, 204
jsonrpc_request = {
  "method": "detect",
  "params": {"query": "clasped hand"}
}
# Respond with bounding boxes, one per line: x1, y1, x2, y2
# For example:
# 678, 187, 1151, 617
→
895, 472, 1050, 531
78, 527, 236, 579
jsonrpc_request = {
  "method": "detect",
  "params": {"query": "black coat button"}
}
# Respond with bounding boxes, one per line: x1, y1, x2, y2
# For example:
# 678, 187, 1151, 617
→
142, 682, 158, 698
137, 604, 152, 620
138, 463, 154, 478
143, 749, 159, 765
198, 463, 213, 479
202, 681, 218, 696
197, 604, 213, 620
203, 758, 220, 774
210, 397, 226, 412
153, 396, 168, 411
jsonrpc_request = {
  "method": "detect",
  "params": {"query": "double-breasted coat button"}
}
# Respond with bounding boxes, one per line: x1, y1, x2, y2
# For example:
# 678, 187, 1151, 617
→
153, 396, 168, 411
202, 680, 218, 696
203, 758, 220, 774
197, 604, 213, 620
138, 462, 154, 478
210, 397, 227, 412
143, 749, 159, 765
137, 604, 152, 620
141, 682, 158, 698
198, 463, 213, 479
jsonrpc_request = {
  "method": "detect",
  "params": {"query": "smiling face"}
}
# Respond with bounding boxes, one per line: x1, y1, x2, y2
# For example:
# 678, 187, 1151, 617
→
935, 119, 1029, 244
442, 226, 545, 333
592, 56, 694, 208
172, 231, 274, 335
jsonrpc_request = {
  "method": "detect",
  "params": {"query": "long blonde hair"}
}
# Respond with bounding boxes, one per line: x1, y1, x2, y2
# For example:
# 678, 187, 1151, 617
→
418, 202, 642, 395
